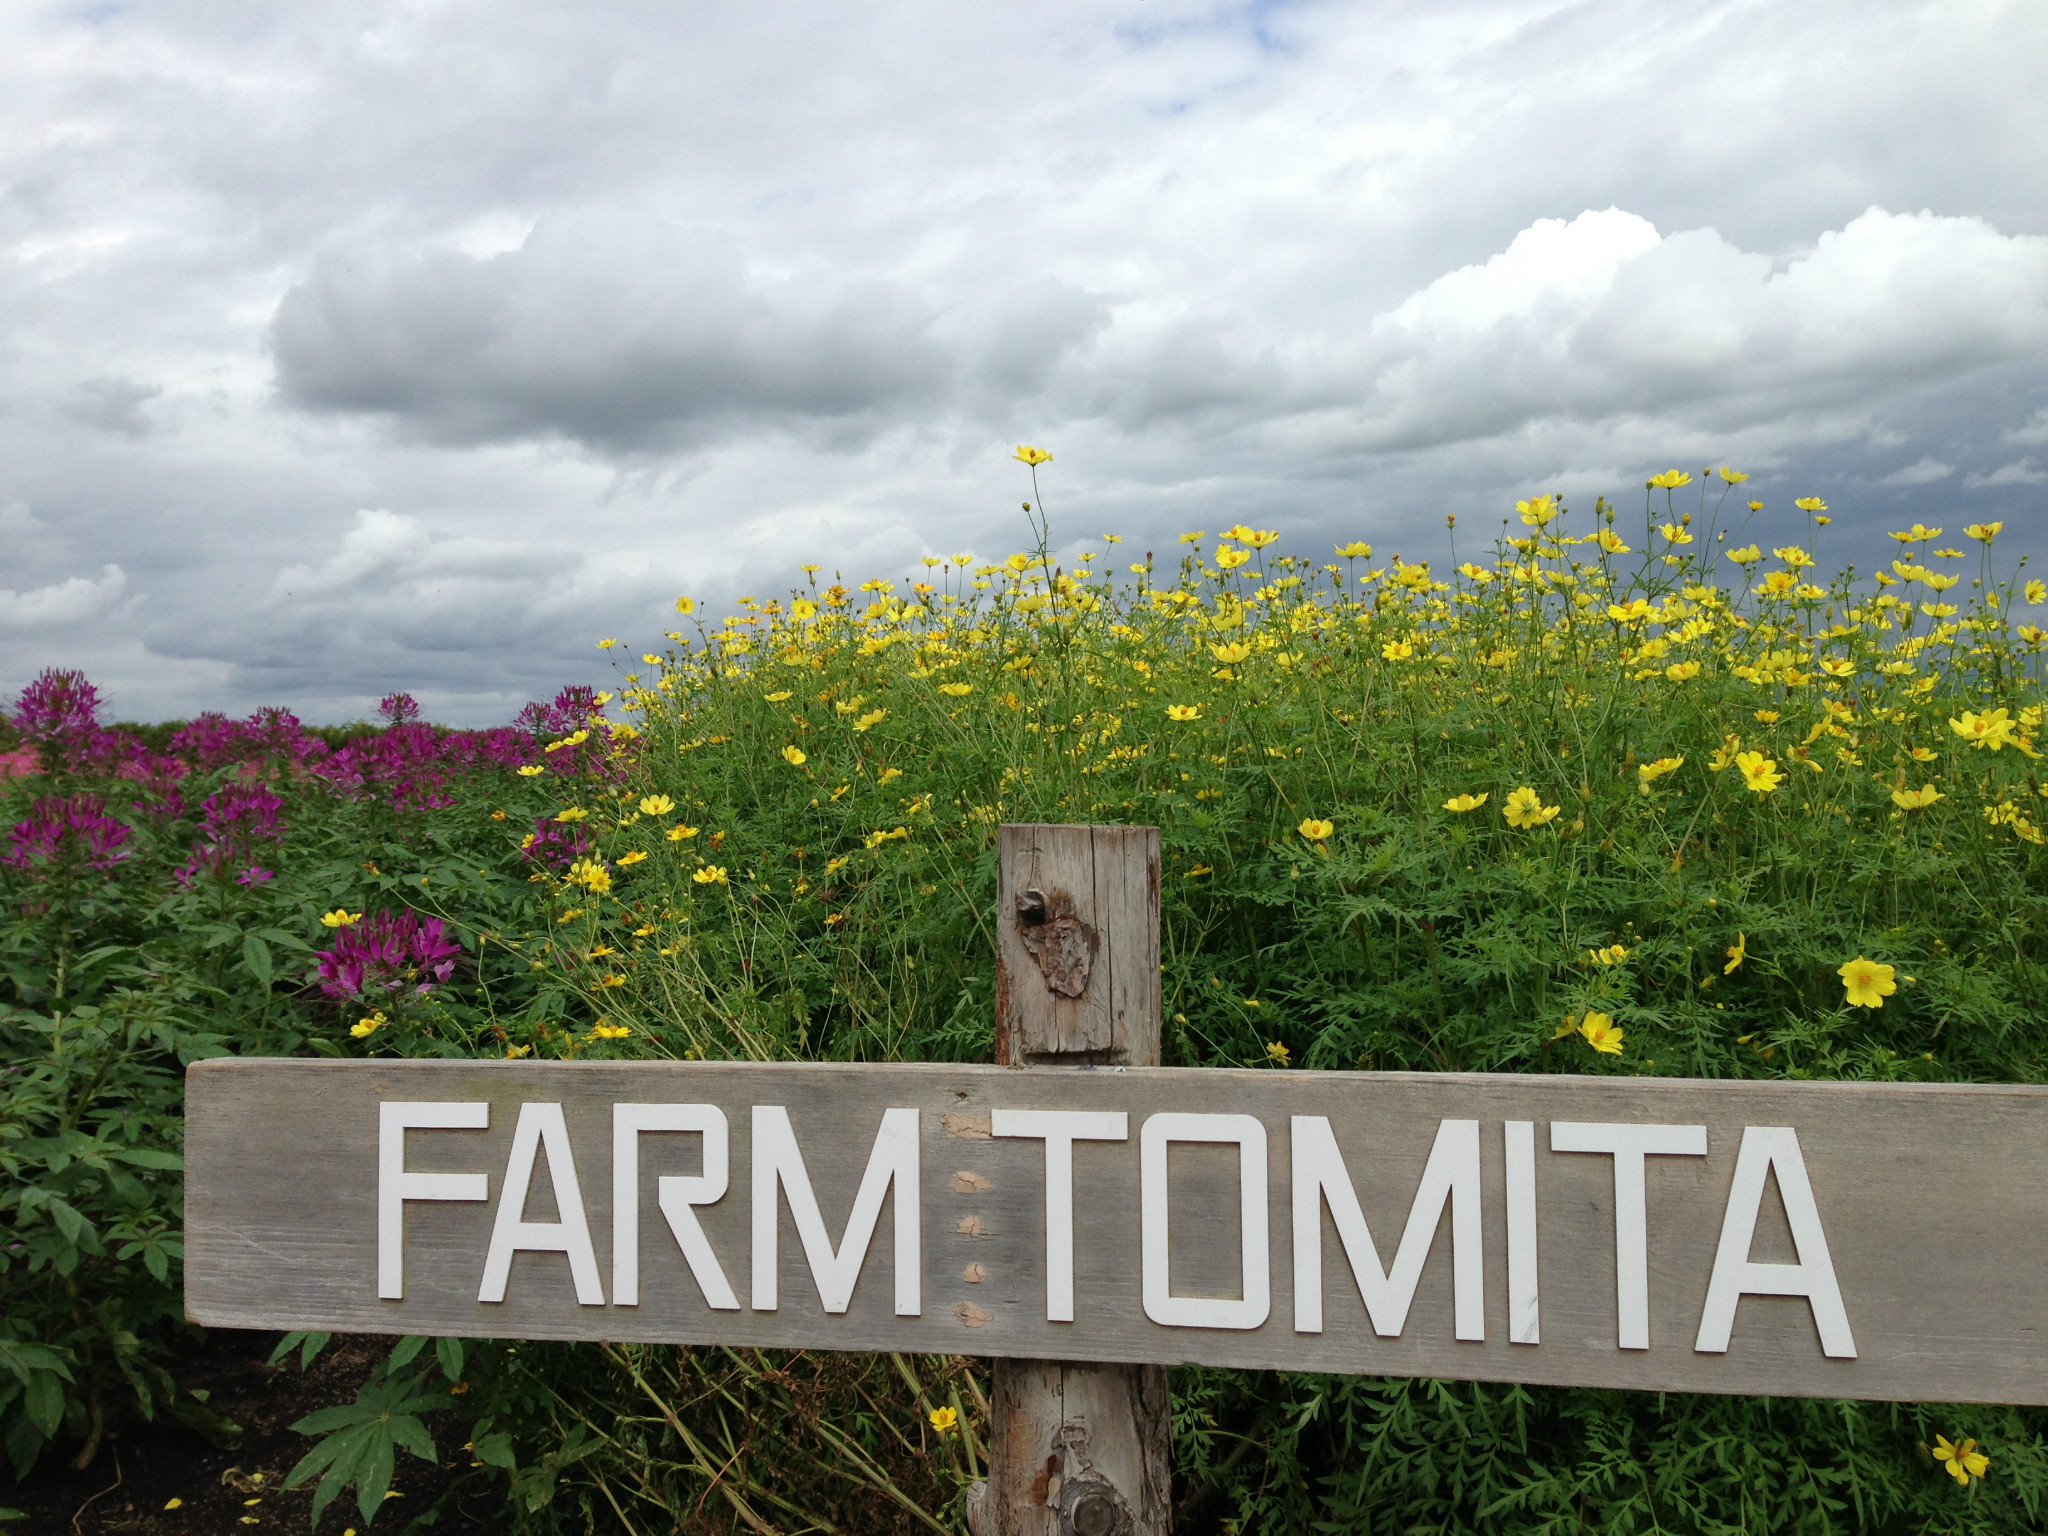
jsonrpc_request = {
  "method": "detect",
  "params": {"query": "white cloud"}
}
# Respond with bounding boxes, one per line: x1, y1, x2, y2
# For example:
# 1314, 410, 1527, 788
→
2007, 408, 2048, 447
0, 566, 129, 630
1965, 458, 2048, 488
1881, 458, 1954, 486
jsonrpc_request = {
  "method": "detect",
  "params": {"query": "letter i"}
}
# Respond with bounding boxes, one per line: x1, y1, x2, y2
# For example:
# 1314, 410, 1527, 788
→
1505, 1121, 1538, 1344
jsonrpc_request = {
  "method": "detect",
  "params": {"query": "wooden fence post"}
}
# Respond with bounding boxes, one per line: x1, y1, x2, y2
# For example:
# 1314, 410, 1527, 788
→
972, 824, 1172, 1536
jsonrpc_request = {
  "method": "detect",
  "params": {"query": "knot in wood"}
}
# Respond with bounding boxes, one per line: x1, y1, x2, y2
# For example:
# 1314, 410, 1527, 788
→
1015, 887, 1098, 999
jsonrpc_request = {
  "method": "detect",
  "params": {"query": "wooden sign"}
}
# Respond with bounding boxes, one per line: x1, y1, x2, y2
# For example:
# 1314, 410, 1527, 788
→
186, 1058, 2048, 1404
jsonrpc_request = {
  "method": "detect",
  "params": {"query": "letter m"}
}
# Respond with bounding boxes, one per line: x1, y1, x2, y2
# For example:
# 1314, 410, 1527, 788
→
751, 1105, 921, 1316
1291, 1116, 1483, 1339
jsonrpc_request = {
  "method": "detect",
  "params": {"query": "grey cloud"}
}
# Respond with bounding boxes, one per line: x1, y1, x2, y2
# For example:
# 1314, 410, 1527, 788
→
270, 220, 1104, 452
63, 377, 161, 437
1965, 459, 2048, 488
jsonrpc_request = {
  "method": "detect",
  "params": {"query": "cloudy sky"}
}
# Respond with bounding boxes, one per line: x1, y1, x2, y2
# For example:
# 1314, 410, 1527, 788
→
2, 0, 2045, 724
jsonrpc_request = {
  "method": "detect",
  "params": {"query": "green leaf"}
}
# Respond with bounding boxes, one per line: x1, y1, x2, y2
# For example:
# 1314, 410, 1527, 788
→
255, 927, 314, 952
241, 934, 274, 991
384, 1335, 427, 1374
434, 1336, 465, 1383
472, 1431, 517, 1470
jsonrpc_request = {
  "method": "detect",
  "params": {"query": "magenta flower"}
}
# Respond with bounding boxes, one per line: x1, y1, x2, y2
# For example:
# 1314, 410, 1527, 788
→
378, 693, 422, 725
12, 669, 108, 773
176, 782, 287, 885
521, 815, 592, 871
316, 909, 462, 999
5, 794, 131, 872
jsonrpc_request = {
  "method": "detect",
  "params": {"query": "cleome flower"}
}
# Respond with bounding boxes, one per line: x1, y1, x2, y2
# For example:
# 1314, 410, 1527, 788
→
315, 910, 461, 1001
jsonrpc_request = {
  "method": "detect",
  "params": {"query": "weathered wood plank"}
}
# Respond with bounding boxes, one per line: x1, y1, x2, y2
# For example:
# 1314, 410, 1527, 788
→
185, 1058, 2048, 1404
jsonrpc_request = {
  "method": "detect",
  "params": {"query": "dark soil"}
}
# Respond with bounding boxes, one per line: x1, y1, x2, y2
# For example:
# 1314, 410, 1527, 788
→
4, 1334, 489, 1536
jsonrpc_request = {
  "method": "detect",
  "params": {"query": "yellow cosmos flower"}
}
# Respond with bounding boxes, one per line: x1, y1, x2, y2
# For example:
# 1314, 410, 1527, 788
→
1515, 494, 1557, 526
764, 690, 793, 702
1665, 660, 1702, 682
1579, 1011, 1624, 1053
1646, 470, 1692, 490
667, 824, 699, 841
1588, 944, 1628, 966
350, 1011, 387, 1039
939, 682, 973, 696
598, 638, 617, 649
1265, 1040, 1291, 1066
1658, 522, 1695, 544
2028, 581, 2046, 605
1607, 598, 1653, 623
852, 709, 887, 732
673, 596, 695, 615
782, 745, 807, 766
1166, 704, 1201, 721
1965, 522, 2002, 543
929, 1406, 959, 1433
1724, 933, 1746, 973
1382, 640, 1415, 660
1933, 1435, 1990, 1486
320, 909, 363, 928
639, 795, 675, 816
1638, 756, 1684, 789
1443, 792, 1488, 813
1298, 818, 1334, 841
1727, 544, 1762, 564
1892, 784, 1943, 809
1838, 956, 1896, 1008
692, 865, 729, 886
790, 599, 818, 620
555, 806, 588, 822
1595, 529, 1631, 554
517, 764, 546, 776
1950, 708, 2016, 750
1888, 523, 1941, 543
1718, 467, 1749, 484
1334, 541, 1374, 558
1211, 642, 1252, 664
1794, 497, 1828, 512
1013, 445, 1051, 466
1239, 529, 1281, 549
1215, 547, 1252, 570
1734, 751, 1783, 793
1503, 786, 1560, 829
567, 858, 612, 894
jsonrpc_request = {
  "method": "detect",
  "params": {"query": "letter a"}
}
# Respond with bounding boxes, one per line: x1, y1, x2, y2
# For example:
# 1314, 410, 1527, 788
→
1695, 1126, 1855, 1358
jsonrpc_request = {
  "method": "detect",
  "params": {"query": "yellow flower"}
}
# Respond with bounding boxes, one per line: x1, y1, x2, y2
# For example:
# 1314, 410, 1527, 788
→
555, 806, 588, 822
790, 599, 818, 620
1724, 933, 1746, 973
320, 909, 363, 928
763, 690, 793, 703
1838, 957, 1896, 1009
1215, 547, 1252, 570
1298, 818, 1334, 841
516, 764, 546, 777
590, 1022, 631, 1040
616, 850, 648, 867
1595, 529, 1631, 554
1608, 598, 1654, 623
1381, 640, 1415, 660
692, 865, 729, 886
1179, 530, 1206, 544
1888, 523, 1941, 543
1588, 944, 1628, 966
929, 1406, 959, 1433
1734, 751, 1783, 794
1442, 792, 1488, 813
1334, 541, 1374, 558
1646, 470, 1692, 490
782, 745, 808, 766
1950, 708, 2016, 750
164, 1499, 184, 1510
1166, 704, 1201, 721
1892, 784, 1943, 809
667, 824, 699, 841
567, 859, 612, 894
1665, 660, 1702, 682
1637, 756, 1684, 788
1503, 786, 1560, 829
1579, 1011, 1624, 1053
1515, 494, 1557, 526
1239, 529, 1281, 549
1718, 467, 1749, 484
1794, 497, 1828, 512
350, 1011, 387, 1039
1265, 1040, 1292, 1066
939, 682, 973, 696
1773, 545, 1814, 569
639, 795, 675, 815
1965, 522, 2002, 543
2028, 581, 2046, 605
852, 709, 887, 733
598, 638, 617, 649
1727, 544, 1762, 563
1211, 642, 1252, 664
1657, 522, 1695, 545
1933, 1435, 1990, 1486
673, 595, 695, 615
1013, 445, 1051, 466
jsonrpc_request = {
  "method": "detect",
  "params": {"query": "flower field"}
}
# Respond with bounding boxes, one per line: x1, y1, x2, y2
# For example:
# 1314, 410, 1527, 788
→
7, 465, 2048, 1532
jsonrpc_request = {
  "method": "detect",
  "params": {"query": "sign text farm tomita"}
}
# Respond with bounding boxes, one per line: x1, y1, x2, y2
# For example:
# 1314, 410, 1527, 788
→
185, 1059, 2048, 1403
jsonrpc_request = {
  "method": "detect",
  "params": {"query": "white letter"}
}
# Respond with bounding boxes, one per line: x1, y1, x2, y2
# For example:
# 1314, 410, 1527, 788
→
1290, 1117, 1483, 1340
478, 1103, 605, 1305
612, 1104, 738, 1311
991, 1109, 1127, 1322
1695, 1126, 1856, 1359
1141, 1113, 1269, 1330
751, 1105, 920, 1316
1505, 1120, 1538, 1345
378, 1102, 489, 1300
1550, 1121, 1706, 1349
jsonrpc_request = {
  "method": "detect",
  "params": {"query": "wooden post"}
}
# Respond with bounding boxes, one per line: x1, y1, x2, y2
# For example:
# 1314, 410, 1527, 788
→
974, 824, 1171, 1536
